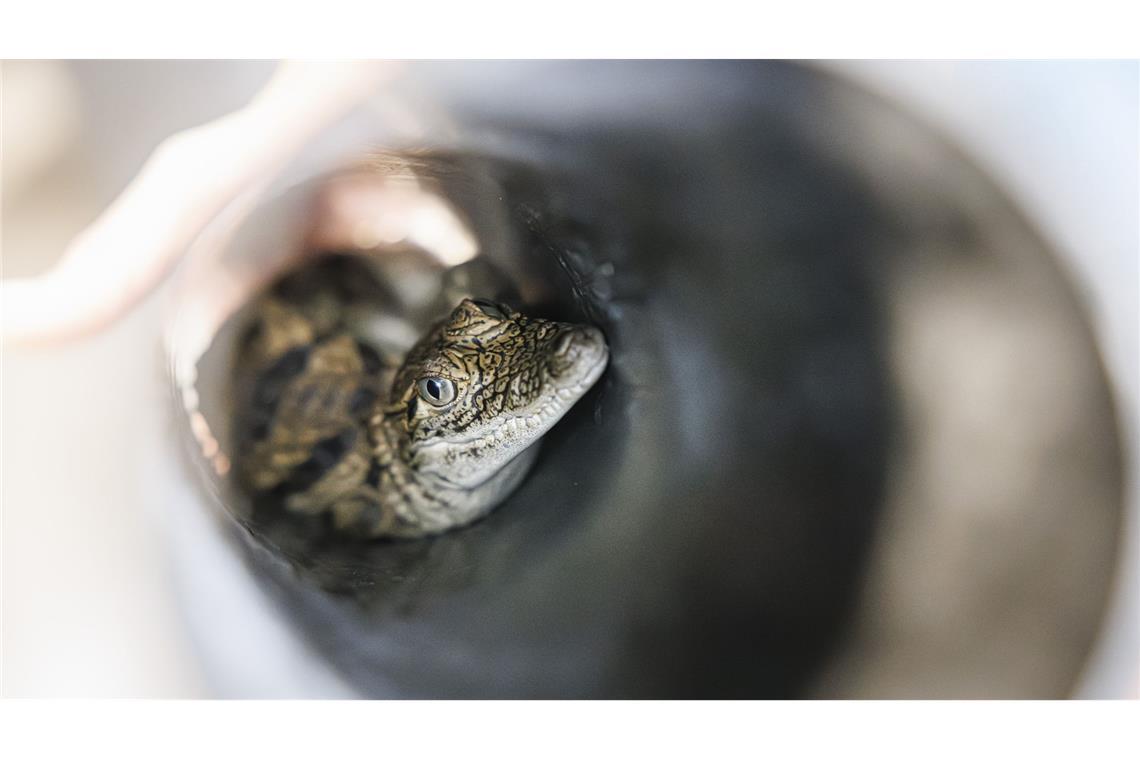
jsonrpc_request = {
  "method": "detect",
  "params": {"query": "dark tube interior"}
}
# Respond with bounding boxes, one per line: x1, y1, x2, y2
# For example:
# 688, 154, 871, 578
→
184, 62, 1123, 698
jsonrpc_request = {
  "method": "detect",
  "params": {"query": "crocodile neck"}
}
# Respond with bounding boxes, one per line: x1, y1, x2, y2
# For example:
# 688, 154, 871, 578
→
363, 413, 539, 538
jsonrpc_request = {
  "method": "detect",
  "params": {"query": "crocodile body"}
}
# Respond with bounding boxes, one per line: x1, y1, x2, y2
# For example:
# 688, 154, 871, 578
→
233, 264, 608, 539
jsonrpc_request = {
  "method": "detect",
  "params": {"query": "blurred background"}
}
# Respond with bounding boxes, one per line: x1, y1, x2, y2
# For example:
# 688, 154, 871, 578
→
1, 60, 1136, 698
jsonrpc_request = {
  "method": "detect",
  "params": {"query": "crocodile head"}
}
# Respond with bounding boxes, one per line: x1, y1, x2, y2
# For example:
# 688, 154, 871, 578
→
387, 298, 609, 492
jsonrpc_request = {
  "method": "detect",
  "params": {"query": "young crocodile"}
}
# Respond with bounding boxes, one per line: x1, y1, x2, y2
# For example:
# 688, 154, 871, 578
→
234, 284, 608, 539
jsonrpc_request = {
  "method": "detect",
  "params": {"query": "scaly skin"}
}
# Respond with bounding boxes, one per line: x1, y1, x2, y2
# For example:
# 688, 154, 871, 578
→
236, 293, 608, 538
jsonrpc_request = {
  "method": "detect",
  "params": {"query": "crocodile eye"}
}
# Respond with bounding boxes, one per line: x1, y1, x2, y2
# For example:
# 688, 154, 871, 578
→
417, 376, 456, 407
470, 299, 509, 319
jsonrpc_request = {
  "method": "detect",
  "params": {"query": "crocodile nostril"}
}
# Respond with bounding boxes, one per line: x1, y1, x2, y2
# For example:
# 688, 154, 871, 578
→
555, 332, 575, 356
